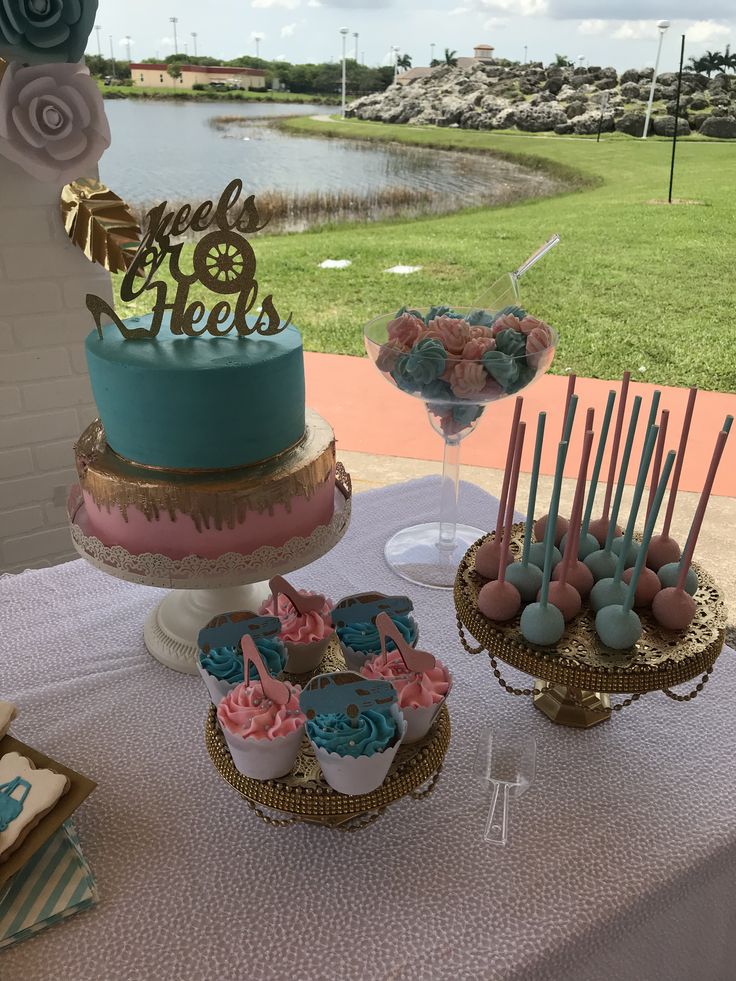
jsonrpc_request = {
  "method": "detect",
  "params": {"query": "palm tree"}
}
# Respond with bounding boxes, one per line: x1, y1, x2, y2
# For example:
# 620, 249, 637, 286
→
702, 50, 725, 76
554, 53, 573, 67
444, 48, 458, 66
687, 54, 709, 74
397, 53, 412, 71
723, 44, 736, 73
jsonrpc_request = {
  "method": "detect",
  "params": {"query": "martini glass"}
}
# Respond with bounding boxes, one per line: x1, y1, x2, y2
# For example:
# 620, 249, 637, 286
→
364, 304, 557, 589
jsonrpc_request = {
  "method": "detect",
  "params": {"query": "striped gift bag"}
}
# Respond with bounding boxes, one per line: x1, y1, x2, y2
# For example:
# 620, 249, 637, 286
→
0, 821, 97, 949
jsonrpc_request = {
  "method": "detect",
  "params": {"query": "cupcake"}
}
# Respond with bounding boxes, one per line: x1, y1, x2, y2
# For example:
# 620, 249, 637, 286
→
362, 649, 451, 743
216, 637, 307, 780
332, 593, 418, 671
197, 611, 287, 705
259, 576, 335, 675
300, 673, 407, 795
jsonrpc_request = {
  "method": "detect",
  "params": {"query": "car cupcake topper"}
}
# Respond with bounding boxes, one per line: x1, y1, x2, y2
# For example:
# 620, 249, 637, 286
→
299, 672, 397, 721
198, 610, 281, 655
375, 612, 436, 674
331, 593, 413, 629
240, 636, 290, 706
268, 575, 328, 617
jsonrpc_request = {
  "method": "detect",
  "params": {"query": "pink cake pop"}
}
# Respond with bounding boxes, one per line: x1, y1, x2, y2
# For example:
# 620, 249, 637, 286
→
588, 371, 630, 544
478, 422, 526, 621
534, 374, 575, 546
475, 396, 523, 580
622, 410, 669, 608
653, 421, 731, 630
647, 387, 697, 571
549, 420, 594, 620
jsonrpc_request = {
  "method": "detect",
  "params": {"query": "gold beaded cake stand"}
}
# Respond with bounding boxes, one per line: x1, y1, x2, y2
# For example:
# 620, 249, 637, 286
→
205, 640, 451, 829
454, 526, 727, 728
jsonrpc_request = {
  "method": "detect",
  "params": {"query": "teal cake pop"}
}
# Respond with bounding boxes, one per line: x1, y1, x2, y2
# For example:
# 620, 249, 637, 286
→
591, 422, 658, 613
506, 411, 546, 603
585, 394, 642, 583
597, 448, 676, 649
521, 439, 568, 647
528, 541, 561, 571
657, 561, 698, 596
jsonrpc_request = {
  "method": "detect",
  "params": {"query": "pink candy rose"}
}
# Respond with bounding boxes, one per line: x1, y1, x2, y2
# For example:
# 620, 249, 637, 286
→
468, 324, 494, 340
387, 312, 424, 349
462, 337, 496, 361
440, 352, 462, 383
425, 315, 470, 355
526, 324, 554, 370
518, 315, 546, 336
451, 360, 487, 399
376, 339, 405, 373
491, 314, 523, 338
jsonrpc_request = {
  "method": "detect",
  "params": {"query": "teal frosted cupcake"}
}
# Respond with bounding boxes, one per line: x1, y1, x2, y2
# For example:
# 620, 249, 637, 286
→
332, 592, 418, 671
197, 611, 287, 705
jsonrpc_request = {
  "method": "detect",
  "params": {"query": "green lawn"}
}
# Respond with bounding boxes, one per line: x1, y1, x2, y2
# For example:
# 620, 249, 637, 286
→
99, 83, 338, 104
113, 117, 736, 392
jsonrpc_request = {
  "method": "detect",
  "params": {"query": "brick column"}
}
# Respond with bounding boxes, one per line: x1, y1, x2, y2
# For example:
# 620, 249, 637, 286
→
0, 156, 114, 572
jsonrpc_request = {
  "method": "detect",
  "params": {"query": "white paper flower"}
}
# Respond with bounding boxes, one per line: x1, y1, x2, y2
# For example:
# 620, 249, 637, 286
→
0, 61, 110, 182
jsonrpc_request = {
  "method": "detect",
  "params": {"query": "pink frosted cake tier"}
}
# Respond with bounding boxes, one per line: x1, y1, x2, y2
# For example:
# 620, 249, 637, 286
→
71, 411, 337, 560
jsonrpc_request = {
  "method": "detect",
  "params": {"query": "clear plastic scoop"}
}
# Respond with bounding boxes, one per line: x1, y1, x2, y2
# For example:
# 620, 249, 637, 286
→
472, 233, 560, 311
473, 728, 536, 846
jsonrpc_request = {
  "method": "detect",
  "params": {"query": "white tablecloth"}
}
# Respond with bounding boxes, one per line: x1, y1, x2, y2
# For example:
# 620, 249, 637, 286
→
1, 477, 735, 981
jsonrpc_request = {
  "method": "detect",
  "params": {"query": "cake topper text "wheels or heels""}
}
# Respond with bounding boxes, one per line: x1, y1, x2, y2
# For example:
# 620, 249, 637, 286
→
85, 178, 292, 341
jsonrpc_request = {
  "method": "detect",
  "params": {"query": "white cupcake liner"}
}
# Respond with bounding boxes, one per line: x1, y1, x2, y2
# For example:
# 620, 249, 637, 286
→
309, 704, 408, 796
339, 619, 419, 672
197, 661, 238, 706
222, 722, 305, 781
399, 674, 453, 743
283, 632, 333, 675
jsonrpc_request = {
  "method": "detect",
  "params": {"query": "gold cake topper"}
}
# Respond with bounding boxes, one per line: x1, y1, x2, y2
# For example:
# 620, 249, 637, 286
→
85, 179, 291, 340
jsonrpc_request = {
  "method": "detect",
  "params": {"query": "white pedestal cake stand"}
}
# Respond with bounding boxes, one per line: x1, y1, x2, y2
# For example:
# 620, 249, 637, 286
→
67, 468, 352, 675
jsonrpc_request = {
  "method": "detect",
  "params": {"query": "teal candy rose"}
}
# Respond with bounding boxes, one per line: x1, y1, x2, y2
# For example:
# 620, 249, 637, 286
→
307, 709, 398, 758
199, 637, 286, 683
421, 378, 453, 401
337, 613, 417, 655
0, 0, 98, 64
391, 354, 417, 394
405, 338, 446, 386
464, 309, 494, 328
483, 349, 520, 389
495, 328, 527, 360
453, 403, 484, 427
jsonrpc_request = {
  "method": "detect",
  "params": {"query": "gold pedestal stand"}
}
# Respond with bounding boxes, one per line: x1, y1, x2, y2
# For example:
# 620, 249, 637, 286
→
205, 638, 451, 828
454, 527, 727, 728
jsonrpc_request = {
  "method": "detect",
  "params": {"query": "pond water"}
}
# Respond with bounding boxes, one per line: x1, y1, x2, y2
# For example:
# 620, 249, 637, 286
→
100, 100, 545, 208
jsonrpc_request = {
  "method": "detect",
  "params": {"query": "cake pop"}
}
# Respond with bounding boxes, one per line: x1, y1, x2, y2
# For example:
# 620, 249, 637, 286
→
478, 422, 525, 621
561, 389, 616, 561
588, 371, 630, 544
521, 439, 567, 646
656, 562, 698, 596
549, 422, 594, 620
533, 375, 576, 546
527, 540, 562, 572
596, 448, 676, 649
506, 412, 546, 602
475, 396, 523, 580
653, 420, 732, 631
612, 390, 659, 567
647, 387, 697, 571
585, 394, 642, 583
591, 422, 658, 612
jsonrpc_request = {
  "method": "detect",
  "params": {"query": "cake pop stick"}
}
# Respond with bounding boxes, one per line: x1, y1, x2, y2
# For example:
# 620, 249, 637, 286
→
561, 374, 576, 439
589, 371, 630, 543
549, 422, 594, 621
647, 387, 697, 570
653, 419, 732, 630
591, 422, 658, 612
612, 389, 661, 566
596, 449, 676, 650
533, 392, 578, 548
645, 409, 669, 523
479, 422, 526, 621
475, 396, 523, 579
520, 440, 567, 646
585, 394, 642, 582
574, 389, 616, 559
506, 412, 545, 602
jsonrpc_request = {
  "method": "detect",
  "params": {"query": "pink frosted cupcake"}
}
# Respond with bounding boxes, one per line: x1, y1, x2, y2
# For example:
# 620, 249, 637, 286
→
217, 680, 305, 780
259, 576, 335, 674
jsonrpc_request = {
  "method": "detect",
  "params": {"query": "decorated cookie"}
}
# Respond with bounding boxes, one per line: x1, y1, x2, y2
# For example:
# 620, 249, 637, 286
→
0, 701, 17, 740
217, 637, 306, 781
300, 672, 407, 795
332, 593, 418, 671
197, 611, 287, 705
259, 576, 335, 674
0, 753, 70, 863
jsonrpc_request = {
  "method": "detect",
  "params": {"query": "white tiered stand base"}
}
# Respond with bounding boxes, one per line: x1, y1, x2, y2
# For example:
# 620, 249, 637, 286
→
69, 483, 352, 675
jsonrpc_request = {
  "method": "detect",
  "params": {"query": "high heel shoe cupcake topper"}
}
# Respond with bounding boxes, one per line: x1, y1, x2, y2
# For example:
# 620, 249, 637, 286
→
240, 636, 290, 706
268, 575, 328, 617
375, 612, 436, 674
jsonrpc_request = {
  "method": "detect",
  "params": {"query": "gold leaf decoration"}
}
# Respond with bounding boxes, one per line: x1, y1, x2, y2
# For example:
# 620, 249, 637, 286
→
61, 178, 141, 274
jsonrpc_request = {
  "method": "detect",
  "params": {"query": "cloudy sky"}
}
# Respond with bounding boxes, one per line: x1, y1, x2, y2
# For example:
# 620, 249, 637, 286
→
91, 0, 735, 71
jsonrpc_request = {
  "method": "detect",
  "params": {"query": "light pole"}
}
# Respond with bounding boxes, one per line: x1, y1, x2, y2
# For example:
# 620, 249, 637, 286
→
577, 54, 584, 67
392, 45, 400, 81
254, 33, 263, 58
340, 27, 349, 117
124, 35, 132, 62
109, 35, 116, 79
353, 31, 358, 63
191, 32, 198, 57
94, 24, 102, 57
430, 42, 435, 64
170, 16, 179, 55
643, 20, 670, 138
523, 45, 527, 63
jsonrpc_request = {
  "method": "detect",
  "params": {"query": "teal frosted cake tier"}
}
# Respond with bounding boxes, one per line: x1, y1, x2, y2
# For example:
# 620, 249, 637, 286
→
85, 315, 305, 470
